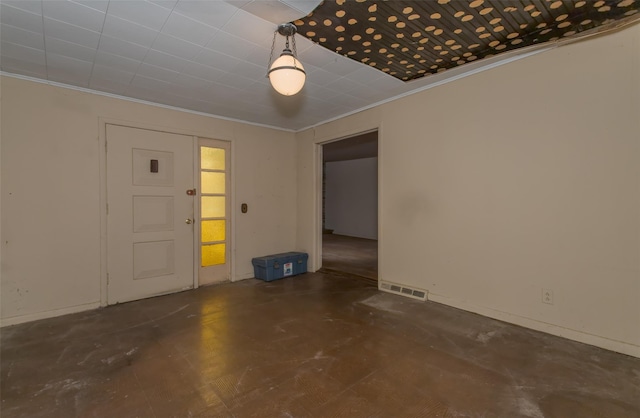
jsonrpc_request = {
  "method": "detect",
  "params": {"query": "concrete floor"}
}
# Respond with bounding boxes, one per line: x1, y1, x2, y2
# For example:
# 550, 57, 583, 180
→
1, 272, 639, 417
322, 234, 378, 281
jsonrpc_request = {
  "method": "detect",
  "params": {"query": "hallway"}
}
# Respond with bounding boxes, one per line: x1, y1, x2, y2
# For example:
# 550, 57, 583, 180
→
321, 234, 377, 281
2, 272, 639, 417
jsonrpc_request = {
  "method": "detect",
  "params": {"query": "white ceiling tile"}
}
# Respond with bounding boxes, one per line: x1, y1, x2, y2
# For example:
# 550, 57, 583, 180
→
147, 0, 178, 10
107, 1, 172, 31
244, 44, 273, 67
94, 51, 142, 73
213, 97, 247, 113
222, 0, 252, 8
1, 1, 42, 15
362, 73, 402, 90
251, 76, 274, 89
1, 41, 45, 65
207, 81, 243, 99
151, 33, 202, 60
98, 35, 149, 61
90, 64, 135, 85
193, 48, 242, 72
239, 0, 306, 25
1, 24, 45, 50
236, 82, 274, 104
143, 49, 191, 72
71, 1, 109, 13
345, 66, 392, 85
291, 35, 315, 56
137, 62, 180, 83
159, 80, 202, 98
0, 3, 43, 33
0, 55, 47, 77
161, 12, 216, 46
173, 1, 238, 28
46, 53, 93, 86
190, 100, 231, 115
46, 52, 93, 70
280, 0, 321, 17
332, 79, 372, 97
42, 1, 106, 33
205, 31, 258, 60
101, 15, 159, 48
181, 61, 227, 83
301, 81, 341, 100
229, 60, 265, 80
43, 18, 101, 49
220, 9, 275, 47
321, 57, 363, 77
174, 73, 212, 91
216, 72, 257, 90
298, 43, 341, 68
130, 74, 173, 94
45, 37, 97, 62
305, 67, 338, 86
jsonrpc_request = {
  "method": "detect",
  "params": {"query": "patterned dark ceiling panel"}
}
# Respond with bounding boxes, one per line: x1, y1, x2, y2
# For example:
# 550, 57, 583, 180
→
296, 0, 639, 81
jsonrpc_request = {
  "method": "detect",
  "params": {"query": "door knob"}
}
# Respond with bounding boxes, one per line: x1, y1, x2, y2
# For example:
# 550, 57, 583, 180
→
185, 218, 194, 224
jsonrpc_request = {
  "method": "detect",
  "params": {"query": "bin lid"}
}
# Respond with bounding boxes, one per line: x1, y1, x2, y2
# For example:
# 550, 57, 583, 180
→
251, 252, 308, 266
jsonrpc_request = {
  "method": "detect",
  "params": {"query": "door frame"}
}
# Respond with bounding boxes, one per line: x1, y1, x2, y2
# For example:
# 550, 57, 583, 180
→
98, 118, 236, 307
313, 125, 382, 283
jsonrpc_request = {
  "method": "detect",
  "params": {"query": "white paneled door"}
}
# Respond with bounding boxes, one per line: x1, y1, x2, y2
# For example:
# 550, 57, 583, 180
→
106, 124, 194, 304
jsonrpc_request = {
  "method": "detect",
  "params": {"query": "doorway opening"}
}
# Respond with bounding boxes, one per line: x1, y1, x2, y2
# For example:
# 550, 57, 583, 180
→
320, 131, 378, 282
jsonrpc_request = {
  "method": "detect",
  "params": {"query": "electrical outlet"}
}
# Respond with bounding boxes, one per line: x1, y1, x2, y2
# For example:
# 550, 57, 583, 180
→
542, 288, 554, 305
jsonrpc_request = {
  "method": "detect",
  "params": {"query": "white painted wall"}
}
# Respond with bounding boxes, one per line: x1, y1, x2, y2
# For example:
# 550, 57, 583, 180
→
325, 158, 377, 239
0, 76, 297, 325
296, 25, 640, 357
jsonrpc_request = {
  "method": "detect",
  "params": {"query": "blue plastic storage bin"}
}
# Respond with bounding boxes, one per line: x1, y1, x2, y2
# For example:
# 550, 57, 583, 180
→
251, 252, 308, 282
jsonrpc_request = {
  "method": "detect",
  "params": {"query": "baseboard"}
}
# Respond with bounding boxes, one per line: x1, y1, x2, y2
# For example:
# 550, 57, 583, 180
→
233, 272, 256, 282
330, 231, 377, 240
0, 301, 101, 328
428, 293, 640, 358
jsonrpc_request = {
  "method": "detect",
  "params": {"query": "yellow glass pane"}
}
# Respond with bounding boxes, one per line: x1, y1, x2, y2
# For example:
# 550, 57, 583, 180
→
202, 243, 225, 266
201, 220, 225, 243
201, 172, 225, 194
201, 196, 225, 218
201, 147, 225, 171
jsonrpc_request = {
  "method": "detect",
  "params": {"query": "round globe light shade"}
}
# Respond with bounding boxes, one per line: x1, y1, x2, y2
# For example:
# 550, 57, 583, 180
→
268, 54, 306, 96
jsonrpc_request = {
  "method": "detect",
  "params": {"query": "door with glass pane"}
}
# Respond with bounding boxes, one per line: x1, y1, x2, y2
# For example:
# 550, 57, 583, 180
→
199, 139, 231, 285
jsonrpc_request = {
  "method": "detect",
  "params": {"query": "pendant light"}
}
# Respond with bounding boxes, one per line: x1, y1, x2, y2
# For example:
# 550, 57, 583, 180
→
267, 23, 306, 96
